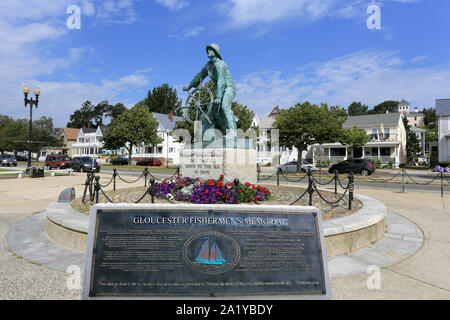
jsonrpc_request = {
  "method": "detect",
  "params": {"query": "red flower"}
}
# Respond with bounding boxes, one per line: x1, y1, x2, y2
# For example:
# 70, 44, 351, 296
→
205, 190, 209, 194
220, 174, 224, 179
180, 183, 185, 187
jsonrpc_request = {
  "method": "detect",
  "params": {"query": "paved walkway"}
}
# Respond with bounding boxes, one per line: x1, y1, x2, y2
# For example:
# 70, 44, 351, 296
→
0, 174, 449, 299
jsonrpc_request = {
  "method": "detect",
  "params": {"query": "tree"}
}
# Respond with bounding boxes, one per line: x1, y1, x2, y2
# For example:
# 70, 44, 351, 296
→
369, 101, 399, 115
138, 83, 182, 115
67, 101, 96, 128
339, 126, 369, 148
273, 101, 346, 171
423, 107, 436, 130
103, 105, 163, 159
348, 102, 369, 116
232, 102, 253, 132
403, 116, 422, 162
105, 103, 127, 122
32, 116, 62, 152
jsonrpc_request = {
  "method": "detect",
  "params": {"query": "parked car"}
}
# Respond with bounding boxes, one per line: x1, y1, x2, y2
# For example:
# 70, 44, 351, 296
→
71, 156, 100, 173
277, 161, 316, 173
44, 154, 71, 170
0, 154, 17, 167
16, 155, 28, 161
110, 157, 130, 166
136, 158, 163, 166
328, 158, 375, 176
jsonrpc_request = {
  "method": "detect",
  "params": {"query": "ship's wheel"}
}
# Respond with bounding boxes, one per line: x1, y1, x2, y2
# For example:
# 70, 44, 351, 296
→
176, 84, 215, 124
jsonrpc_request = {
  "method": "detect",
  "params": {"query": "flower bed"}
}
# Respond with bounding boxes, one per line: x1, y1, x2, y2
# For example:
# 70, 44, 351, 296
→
154, 175, 271, 204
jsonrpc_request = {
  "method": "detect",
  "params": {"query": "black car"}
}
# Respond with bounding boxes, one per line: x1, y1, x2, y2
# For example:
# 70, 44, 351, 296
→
328, 158, 375, 176
111, 157, 129, 165
71, 156, 100, 173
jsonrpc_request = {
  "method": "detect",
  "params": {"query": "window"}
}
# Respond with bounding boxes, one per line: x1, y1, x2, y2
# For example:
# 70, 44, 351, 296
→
169, 147, 175, 153
157, 147, 163, 154
380, 148, 391, 156
330, 148, 346, 156
371, 148, 379, 156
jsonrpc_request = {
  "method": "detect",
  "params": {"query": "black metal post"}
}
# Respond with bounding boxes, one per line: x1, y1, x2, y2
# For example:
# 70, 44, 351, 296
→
307, 170, 313, 206
334, 170, 338, 194
95, 176, 100, 204
402, 169, 405, 193
348, 173, 354, 210
150, 178, 155, 203
441, 172, 444, 198
82, 173, 90, 202
23, 89, 39, 169
277, 170, 280, 186
113, 169, 117, 191
144, 168, 149, 187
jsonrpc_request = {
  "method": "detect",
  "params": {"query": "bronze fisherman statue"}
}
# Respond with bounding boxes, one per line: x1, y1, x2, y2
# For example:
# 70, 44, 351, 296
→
183, 43, 237, 137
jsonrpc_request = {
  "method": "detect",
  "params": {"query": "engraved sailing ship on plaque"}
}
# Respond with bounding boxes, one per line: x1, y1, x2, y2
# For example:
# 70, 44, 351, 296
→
194, 237, 226, 265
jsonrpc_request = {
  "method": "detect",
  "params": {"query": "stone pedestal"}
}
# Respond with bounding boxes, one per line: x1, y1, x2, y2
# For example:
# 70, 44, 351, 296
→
180, 147, 257, 184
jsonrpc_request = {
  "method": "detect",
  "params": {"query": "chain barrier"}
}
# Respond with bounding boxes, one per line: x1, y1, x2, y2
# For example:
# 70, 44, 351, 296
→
280, 171, 308, 183
99, 175, 114, 188
289, 188, 310, 206
362, 169, 404, 183
313, 183, 349, 205
312, 175, 335, 186
257, 173, 277, 182
116, 171, 145, 184
403, 170, 441, 185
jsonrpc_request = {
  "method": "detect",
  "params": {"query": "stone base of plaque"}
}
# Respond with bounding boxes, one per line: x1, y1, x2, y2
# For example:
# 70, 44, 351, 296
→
180, 147, 257, 184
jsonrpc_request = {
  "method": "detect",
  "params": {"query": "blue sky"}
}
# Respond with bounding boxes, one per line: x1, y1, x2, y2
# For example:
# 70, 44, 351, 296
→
1, 0, 450, 127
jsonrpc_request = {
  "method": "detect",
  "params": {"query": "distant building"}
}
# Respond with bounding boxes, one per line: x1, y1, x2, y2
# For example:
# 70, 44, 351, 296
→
58, 128, 80, 158
312, 113, 407, 167
397, 99, 425, 127
436, 99, 450, 162
70, 113, 185, 164
410, 126, 426, 157
72, 126, 106, 157
132, 112, 184, 165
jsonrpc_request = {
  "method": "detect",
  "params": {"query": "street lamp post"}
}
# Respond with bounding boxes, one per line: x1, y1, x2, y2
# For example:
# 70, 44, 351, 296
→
22, 85, 40, 169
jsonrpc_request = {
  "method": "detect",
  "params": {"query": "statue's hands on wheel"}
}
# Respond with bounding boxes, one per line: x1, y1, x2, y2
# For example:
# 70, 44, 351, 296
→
214, 97, 221, 105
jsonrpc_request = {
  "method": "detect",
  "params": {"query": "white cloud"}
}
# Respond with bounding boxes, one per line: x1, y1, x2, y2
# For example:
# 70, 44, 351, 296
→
0, 0, 146, 127
169, 26, 204, 39
155, 0, 189, 11
221, 0, 420, 28
236, 50, 450, 115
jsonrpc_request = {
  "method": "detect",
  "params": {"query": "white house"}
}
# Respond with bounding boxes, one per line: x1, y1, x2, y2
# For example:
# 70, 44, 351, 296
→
312, 113, 407, 167
131, 112, 184, 165
436, 99, 450, 162
70, 112, 185, 164
71, 127, 106, 157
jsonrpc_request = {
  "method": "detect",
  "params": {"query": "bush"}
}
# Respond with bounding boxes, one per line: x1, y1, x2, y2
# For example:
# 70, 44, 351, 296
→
438, 162, 450, 167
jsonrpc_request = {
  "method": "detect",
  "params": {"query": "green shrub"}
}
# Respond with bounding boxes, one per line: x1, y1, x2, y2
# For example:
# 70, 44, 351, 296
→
438, 161, 450, 167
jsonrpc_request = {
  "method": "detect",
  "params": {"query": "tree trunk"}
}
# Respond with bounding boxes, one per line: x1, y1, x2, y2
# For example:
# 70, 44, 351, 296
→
128, 144, 133, 160
296, 146, 305, 172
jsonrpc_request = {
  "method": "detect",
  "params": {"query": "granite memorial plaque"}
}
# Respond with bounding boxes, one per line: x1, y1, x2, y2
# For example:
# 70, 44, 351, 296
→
83, 204, 330, 299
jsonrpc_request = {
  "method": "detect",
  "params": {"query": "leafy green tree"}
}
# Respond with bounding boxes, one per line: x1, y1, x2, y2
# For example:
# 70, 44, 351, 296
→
348, 102, 369, 116
423, 107, 436, 130
369, 101, 399, 115
403, 117, 422, 162
138, 83, 182, 115
339, 126, 369, 148
273, 101, 345, 170
67, 101, 96, 128
32, 116, 62, 151
103, 105, 163, 159
0, 118, 28, 154
232, 102, 253, 132
105, 103, 127, 122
